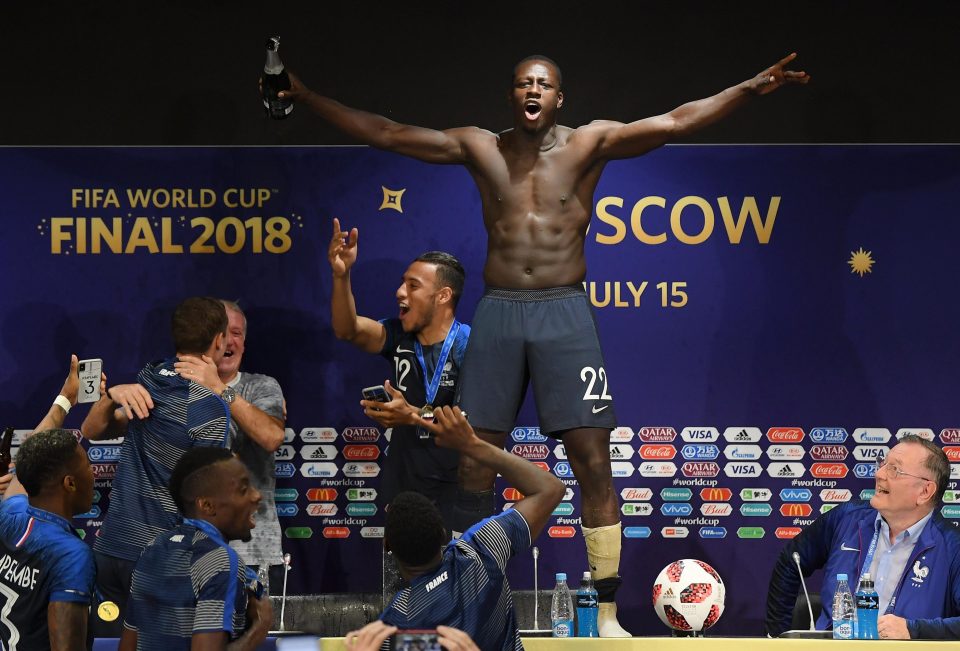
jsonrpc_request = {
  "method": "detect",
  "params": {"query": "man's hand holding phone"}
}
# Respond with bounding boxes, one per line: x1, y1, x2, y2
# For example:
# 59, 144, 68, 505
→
360, 381, 419, 428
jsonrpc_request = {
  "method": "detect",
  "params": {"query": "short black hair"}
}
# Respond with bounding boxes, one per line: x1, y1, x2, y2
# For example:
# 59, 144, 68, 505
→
169, 447, 235, 515
171, 296, 228, 355
385, 491, 447, 566
15, 429, 79, 496
899, 434, 950, 501
513, 54, 563, 88
414, 251, 465, 308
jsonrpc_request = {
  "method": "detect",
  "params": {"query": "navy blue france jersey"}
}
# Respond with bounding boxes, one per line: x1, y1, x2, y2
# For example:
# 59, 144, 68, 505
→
0, 495, 95, 651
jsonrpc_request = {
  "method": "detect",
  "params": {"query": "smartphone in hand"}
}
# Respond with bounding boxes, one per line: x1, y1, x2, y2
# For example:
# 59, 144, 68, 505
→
77, 358, 103, 404
362, 385, 390, 403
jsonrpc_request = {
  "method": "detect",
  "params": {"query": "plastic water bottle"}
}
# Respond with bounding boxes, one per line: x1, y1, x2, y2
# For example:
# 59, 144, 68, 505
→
551, 573, 574, 638
832, 573, 856, 640
576, 571, 599, 637
855, 573, 879, 639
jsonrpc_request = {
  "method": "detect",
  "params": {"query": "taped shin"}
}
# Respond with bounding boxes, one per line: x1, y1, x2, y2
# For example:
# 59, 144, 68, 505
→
583, 522, 631, 637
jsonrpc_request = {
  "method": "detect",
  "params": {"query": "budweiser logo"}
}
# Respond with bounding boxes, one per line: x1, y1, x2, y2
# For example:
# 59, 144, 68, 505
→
620, 488, 653, 501
639, 444, 676, 459
766, 427, 805, 442
700, 503, 732, 516
820, 489, 852, 502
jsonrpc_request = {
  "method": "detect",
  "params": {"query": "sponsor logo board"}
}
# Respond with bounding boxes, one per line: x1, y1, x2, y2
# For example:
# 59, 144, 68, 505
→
511, 427, 548, 442
300, 427, 338, 443
341, 427, 381, 442
680, 427, 720, 442
766, 427, 805, 443
808, 427, 849, 443
722, 427, 762, 443
740, 488, 773, 502
724, 462, 762, 478
681, 444, 721, 460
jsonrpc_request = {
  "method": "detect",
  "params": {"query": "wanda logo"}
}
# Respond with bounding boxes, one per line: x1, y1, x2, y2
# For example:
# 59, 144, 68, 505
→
639, 444, 676, 459
548, 526, 576, 538
766, 427, 805, 442
343, 445, 380, 460
810, 463, 848, 478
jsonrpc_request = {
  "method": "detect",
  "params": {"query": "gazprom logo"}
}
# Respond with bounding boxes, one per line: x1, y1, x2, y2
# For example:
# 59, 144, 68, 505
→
274, 462, 296, 478
660, 503, 693, 516
681, 444, 720, 460
780, 488, 812, 502
852, 428, 892, 444
809, 427, 849, 443
699, 527, 727, 539
623, 527, 652, 538
854, 463, 878, 478
511, 427, 548, 443
553, 462, 574, 477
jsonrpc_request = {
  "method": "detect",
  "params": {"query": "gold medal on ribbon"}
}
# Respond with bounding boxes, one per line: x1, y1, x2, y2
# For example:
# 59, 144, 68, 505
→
98, 600, 120, 621
420, 404, 435, 422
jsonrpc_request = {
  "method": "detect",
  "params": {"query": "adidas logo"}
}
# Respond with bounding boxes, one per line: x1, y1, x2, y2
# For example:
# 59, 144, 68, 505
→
777, 466, 795, 477
734, 430, 752, 441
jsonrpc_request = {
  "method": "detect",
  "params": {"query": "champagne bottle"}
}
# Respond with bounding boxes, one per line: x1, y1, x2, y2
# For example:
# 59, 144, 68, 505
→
262, 36, 293, 119
0, 427, 13, 471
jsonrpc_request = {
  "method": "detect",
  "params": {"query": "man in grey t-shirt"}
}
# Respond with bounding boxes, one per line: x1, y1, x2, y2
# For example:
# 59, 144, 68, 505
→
174, 300, 286, 587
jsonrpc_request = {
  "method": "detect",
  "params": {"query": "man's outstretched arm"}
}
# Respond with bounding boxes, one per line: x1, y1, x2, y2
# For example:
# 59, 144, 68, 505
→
591, 53, 809, 160
423, 406, 565, 538
329, 218, 386, 353
281, 73, 476, 164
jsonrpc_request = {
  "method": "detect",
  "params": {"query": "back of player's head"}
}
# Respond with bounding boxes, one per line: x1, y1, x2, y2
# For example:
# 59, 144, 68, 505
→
169, 447, 235, 515
415, 251, 465, 308
513, 54, 563, 88
15, 429, 79, 496
385, 491, 447, 566
171, 296, 228, 354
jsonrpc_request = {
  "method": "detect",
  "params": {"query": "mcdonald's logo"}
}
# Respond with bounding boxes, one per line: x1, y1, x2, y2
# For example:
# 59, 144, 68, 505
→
306, 488, 338, 502
699, 487, 732, 502
779, 504, 813, 517
502, 488, 525, 501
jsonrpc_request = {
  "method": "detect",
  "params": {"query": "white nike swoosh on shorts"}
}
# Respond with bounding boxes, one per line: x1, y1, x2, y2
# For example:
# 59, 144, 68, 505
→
396, 347, 414, 354
592, 405, 609, 414
840, 544, 859, 551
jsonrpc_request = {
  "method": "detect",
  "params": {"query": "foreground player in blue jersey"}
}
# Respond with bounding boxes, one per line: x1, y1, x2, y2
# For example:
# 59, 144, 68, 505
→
82, 296, 233, 635
0, 428, 96, 651
119, 447, 272, 651
380, 406, 565, 651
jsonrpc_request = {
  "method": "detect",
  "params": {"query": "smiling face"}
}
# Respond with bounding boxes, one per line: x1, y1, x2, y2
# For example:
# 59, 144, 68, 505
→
217, 306, 246, 380
208, 457, 262, 543
510, 59, 563, 133
870, 441, 937, 522
396, 261, 444, 334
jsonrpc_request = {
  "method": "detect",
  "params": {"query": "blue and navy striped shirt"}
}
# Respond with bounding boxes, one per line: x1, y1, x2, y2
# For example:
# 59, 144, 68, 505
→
381, 509, 531, 651
124, 518, 250, 649
0, 495, 95, 651
94, 358, 230, 562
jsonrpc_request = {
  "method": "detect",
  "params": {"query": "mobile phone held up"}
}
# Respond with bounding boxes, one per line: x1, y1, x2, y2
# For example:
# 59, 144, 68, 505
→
77, 358, 103, 404
391, 630, 440, 651
362, 385, 390, 403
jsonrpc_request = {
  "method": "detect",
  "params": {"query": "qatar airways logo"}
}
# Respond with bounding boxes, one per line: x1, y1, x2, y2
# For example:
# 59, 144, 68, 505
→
723, 445, 762, 461
511, 444, 550, 460
342, 427, 381, 442
808, 427, 849, 443
811, 463, 849, 478
681, 462, 720, 478
940, 429, 960, 444
809, 445, 849, 461
852, 428, 892, 444
637, 427, 677, 443
766, 427, 805, 443
639, 444, 676, 460
766, 445, 805, 461
680, 427, 720, 442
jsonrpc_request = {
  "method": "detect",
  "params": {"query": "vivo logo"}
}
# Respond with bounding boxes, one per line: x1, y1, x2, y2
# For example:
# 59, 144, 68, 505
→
780, 488, 812, 502
276, 503, 299, 517
681, 444, 720, 460
511, 427, 548, 443
808, 427, 849, 443
660, 503, 693, 516
680, 427, 720, 442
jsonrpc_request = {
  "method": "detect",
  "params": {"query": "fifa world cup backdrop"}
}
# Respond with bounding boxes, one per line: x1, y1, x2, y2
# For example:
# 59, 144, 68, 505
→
1, 145, 959, 635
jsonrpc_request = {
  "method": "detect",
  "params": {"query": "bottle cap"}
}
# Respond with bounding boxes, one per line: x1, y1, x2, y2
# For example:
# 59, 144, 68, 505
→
556, 572, 567, 581
860, 572, 871, 581
582, 571, 591, 581
837, 573, 848, 581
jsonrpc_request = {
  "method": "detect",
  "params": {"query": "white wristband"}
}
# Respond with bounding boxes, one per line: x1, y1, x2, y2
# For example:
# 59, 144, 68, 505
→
53, 395, 72, 414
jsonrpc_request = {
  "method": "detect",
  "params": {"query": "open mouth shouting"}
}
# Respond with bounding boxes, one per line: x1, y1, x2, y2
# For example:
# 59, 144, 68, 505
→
399, 301, 410, 320
524, 100, 542, 122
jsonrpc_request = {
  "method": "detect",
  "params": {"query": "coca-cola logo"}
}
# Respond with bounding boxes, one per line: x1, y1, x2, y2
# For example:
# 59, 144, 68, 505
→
343, 445, 380, 460
811, 463, 848, 478
809, 445, 849, 461
639, 444, 676, 459
943, 447, 960, 463
766, 427, 805, 443
637, 426, 677, 442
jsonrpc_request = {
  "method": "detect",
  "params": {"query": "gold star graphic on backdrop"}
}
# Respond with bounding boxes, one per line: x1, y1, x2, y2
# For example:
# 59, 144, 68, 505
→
848, 247, 875, 277
379, 187, 406, 213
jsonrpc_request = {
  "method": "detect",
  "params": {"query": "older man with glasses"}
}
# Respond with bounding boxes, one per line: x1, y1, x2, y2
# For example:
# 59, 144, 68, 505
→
765, 434, 960, 639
